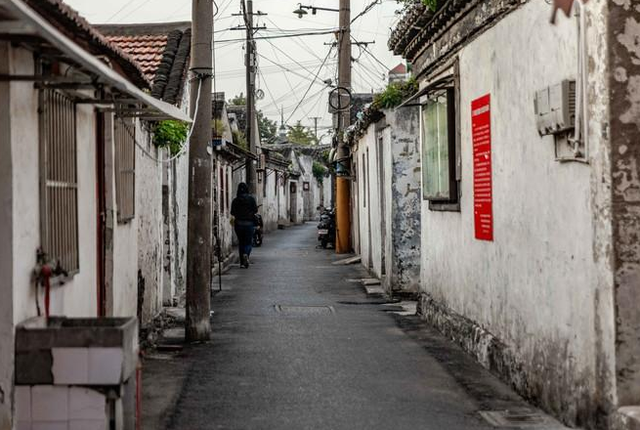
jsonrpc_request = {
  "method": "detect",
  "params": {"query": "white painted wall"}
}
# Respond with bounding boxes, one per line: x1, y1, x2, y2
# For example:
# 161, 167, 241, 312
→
0, 41, 14, 430
418, 0, 610, 418
354, 127, 385, 278
385, 107, 421, 293
10, 48, 99, 324
136, 128, 165, 326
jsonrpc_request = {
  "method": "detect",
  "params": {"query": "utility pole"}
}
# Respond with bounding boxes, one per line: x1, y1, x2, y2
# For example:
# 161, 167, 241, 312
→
309, 116, 321, 142
240, 1, 266, 195
335, 0, 352, 254
244, 0, 256, 194
186, 0, 213, 341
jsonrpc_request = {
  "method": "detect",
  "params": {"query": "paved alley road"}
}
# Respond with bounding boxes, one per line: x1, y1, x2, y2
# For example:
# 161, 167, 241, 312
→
161, 224, 543, 430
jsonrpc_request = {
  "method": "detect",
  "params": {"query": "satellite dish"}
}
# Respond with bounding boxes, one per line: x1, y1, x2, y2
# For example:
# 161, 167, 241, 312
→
255, 89, 265, 100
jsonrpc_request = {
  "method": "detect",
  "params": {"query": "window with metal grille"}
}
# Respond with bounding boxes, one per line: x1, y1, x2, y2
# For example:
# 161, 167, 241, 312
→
114, 117, 136, 222
39, 89, 79, 274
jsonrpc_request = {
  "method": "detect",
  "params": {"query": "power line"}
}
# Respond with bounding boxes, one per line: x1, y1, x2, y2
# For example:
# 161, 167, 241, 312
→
214, 30, 338, 43
286, 47, 333, 124
351, 0, 381, 24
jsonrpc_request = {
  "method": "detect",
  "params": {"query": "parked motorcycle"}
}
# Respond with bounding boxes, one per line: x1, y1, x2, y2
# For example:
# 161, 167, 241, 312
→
317, 207, 335, 249
253, 206, 264, 247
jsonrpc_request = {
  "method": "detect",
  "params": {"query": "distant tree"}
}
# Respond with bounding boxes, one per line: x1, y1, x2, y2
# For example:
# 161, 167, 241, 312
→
258, 111, 278, 142
287, 121, 317, 145
229, 93, 246, 105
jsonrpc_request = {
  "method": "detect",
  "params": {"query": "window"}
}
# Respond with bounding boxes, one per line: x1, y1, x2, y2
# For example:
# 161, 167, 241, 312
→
226, 167, 230, 210
362, 153, 367, 208
39, 89, 79, 274
114, 117, 136, 222
421, 87, 459, 209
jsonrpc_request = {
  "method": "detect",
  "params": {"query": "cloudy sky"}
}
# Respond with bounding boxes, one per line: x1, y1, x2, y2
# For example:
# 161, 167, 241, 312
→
65, 0, 405, 137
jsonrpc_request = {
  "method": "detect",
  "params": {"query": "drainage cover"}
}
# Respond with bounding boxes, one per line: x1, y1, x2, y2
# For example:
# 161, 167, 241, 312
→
479, 409, 566, 428
275, 305, 334, 315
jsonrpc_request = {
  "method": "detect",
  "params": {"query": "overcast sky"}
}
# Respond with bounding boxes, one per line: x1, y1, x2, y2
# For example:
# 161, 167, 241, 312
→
65, 0, 404, 136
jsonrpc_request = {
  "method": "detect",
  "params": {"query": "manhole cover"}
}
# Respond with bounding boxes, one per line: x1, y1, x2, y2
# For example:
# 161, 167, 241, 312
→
479, 409, 565, 428
275, 305, 335, 315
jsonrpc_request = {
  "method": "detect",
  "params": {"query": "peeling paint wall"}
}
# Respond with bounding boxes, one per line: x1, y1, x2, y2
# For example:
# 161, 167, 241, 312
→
136, 131, 165, 326
10, 46, 98, 324
354, 107, 421, 290
608, 0, 640, 409
415, 0, 616, 427
0, 41, 14, 430
384, 107, 422, 293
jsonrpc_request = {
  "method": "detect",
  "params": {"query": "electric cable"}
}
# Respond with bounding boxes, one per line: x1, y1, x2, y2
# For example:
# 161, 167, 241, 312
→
286, 47, 333, 124
214, 30, 338, 43
351, 0, 381, 24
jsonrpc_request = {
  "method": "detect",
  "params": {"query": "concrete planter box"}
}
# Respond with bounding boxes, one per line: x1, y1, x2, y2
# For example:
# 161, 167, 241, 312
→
15, 316, 138, 386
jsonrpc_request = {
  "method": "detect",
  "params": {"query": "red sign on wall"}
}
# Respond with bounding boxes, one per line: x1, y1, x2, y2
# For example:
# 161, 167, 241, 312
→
472, 94, 493, 242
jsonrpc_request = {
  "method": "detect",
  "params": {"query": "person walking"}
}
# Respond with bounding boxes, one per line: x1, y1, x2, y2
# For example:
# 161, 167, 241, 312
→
231, 182, 258, 268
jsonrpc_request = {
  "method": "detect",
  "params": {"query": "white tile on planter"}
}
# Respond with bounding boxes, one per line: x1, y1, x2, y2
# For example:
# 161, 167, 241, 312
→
31, 386, 68, 421
15, 386, 31, 421
69, 420, 107, 430
88, 348, 123, 385
32, 421, 68, 430
69, 387, 106, 420
51, 348, 89, 385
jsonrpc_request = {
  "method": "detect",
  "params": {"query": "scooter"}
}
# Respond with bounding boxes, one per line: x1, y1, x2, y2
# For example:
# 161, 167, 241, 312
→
317, 207, 335, 249
253, 206, 264, 247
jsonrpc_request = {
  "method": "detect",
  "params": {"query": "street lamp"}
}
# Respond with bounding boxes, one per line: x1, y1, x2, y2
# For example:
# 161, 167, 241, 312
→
292, 3, 340, 18
292, 4, 308, 18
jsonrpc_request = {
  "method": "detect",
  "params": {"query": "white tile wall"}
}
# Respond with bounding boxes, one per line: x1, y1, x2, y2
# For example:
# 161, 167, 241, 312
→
88, 348, 123, 385
31, 422, 68, 430
31, 386, 68, 421
15, 421, 32, 430
52, 348, 89, 385
69, 387, 106, 421
69, 420, 107, 430
15, 386, 31, 421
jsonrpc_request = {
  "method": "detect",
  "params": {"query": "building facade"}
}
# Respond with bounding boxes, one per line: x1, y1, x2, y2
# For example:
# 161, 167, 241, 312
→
387, 0, 640, 428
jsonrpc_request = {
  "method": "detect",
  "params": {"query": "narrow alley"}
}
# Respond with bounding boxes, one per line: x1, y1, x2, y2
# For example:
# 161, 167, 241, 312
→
143, 224, 564, 430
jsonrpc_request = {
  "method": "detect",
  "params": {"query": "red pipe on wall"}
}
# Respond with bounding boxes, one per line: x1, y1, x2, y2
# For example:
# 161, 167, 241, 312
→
41, 265, 52, 317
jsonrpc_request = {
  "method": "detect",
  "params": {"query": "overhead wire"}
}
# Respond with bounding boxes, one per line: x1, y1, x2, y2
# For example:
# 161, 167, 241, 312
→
285, 47, 333, 124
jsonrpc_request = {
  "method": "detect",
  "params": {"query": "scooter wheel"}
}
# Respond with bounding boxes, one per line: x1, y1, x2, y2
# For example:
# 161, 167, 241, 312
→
321, 239, 328, 249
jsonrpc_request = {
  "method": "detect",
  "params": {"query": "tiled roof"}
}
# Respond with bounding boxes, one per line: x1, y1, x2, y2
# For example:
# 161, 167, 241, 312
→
389, 63, 407, 75
23, 0, 152, 89
97, 22, 191, 106
105, 34, 168, 81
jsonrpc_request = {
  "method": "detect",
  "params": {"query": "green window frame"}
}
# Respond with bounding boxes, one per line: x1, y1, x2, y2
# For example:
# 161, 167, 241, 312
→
421, 88, 459, 206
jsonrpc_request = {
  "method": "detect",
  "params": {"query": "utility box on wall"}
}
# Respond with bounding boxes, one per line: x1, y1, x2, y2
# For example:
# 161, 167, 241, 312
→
534, 80, 576, 136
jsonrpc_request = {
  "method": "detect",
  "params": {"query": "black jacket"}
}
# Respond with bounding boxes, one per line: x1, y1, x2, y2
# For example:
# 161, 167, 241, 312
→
231, 193, 258, 222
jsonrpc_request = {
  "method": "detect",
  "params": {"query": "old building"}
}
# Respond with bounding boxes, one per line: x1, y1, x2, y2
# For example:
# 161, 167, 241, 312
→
387, 0, 640, 428
98, 21, 193, 324
350, 103, 421, 295
0, 0, 190, 427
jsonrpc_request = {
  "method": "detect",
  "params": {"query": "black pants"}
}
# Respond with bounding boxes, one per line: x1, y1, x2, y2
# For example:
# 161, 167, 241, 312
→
234, 220, 255, 257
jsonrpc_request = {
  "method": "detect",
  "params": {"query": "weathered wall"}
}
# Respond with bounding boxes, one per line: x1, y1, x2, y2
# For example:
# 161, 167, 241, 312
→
354, 127, 384, 277
0, 41, 13, 430
11, 48, 98, 324
416, 1, 615, 427
136, 129, 165, 326
384, 107, 421, 293
608, 0, 640, 410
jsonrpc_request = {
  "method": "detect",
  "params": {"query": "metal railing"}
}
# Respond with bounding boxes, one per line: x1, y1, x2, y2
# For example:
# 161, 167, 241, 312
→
39, 89, 79, 274
114, 117, 136, 223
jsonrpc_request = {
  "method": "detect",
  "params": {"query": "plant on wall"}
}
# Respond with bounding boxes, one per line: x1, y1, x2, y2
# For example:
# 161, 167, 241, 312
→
312, 161, 328, 184
212, 119, 227, 137
372, 76, 418, 110
397, 0, 438, 12
232, 129, 248, 150
153, 120, 189, 155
